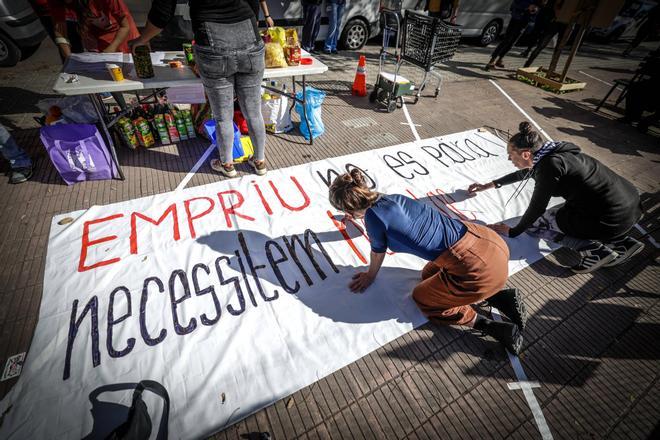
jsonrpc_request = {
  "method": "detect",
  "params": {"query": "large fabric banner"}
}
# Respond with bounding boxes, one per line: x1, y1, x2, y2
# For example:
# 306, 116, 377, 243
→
0, 130, 558, 439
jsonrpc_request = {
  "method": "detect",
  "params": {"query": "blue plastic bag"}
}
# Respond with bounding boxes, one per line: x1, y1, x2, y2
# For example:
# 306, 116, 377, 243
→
204, 119, 245, 160
295, 87, 326, 140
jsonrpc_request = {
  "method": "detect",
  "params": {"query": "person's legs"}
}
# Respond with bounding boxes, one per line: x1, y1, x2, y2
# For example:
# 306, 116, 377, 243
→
526, 205, 618, 272
487, 18, 528, 68
324, 3, 344, 52
524, 26, 559, 67
302, 4, 318, 51
0, 122, 33, 183
310, 5, 322, 48
412, 222, 522, 353
235, 43, 267, 173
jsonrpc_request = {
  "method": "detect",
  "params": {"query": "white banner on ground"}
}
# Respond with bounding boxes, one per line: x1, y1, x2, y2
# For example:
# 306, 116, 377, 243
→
0, 129, 558, 439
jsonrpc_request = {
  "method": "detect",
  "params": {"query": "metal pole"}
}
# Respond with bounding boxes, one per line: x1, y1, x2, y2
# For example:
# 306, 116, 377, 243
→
301, 75, 313, 145
90, 93, 125, 180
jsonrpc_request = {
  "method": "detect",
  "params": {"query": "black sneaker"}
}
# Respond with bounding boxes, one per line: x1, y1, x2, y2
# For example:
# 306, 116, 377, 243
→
571, 243, 618, 274
486, 288, 527, 331
9, 166, 33, 184
604, 236, 644, 267
474, 317, 523, 355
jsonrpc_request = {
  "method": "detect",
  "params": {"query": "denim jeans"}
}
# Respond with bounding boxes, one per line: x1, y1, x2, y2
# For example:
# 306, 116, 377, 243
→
0, 123, 31, 170
302, 4, 322, 51
193, 19, 266, 163
324, 3, 345, 51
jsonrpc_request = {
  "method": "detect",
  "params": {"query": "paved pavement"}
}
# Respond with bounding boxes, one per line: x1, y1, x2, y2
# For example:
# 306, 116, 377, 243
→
0, 35, 658, 439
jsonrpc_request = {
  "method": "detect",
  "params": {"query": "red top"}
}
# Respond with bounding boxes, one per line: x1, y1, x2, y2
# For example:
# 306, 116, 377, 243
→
51, 0, 139, 53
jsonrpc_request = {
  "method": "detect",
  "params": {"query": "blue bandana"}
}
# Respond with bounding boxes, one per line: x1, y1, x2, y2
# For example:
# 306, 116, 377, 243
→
532, 141, 561, 168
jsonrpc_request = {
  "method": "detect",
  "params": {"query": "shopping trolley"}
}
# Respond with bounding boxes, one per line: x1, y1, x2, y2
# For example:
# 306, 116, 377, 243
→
371, 6, 462, 112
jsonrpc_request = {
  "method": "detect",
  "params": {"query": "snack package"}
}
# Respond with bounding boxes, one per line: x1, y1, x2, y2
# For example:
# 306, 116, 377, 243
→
165, 113, 180, 143
265, 42, 288, 68
175, 112, 189, 140
285, 29, 299, 46
284, 42, 301, 66
118, 116, 139, 149
182, 110, 196, 138
133, 117, 155, 147
154, 114, 170, 145
267, 27, 287, 47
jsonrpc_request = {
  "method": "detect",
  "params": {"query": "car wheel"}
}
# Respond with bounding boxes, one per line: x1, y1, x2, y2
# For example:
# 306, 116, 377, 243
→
479, 20, 501, 46
341, 18, 369, 50
0, 33, 21, 67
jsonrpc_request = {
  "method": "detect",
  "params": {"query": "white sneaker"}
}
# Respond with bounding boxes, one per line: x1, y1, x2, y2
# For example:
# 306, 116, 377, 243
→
248, 157, 267, 176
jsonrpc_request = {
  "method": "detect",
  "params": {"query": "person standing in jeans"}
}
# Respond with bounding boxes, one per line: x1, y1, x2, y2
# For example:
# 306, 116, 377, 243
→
0, 123, 33, 184
323, 0, 345, 54
302, 0, 323, 53
133, 0, 268, 178
485, 0, 541, 71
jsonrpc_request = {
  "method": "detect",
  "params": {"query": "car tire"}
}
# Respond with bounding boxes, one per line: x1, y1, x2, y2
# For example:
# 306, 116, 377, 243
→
340, 18, 369, 50
479, 20, 501, 46
0, 32, 22, 67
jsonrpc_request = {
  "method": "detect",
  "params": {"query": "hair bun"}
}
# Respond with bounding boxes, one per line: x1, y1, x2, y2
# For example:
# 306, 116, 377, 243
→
518, 121, 532, 135
349, 168, 366, 187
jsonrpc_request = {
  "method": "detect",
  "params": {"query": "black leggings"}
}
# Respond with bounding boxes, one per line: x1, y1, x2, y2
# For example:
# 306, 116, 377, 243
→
490, 17, 528, 61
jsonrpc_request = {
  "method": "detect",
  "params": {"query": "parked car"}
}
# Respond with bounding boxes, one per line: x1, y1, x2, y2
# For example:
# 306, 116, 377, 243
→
451, 0, 512, 46
0, 0, 46, 67
125, 0, 513, 51
590, 0, 658, 42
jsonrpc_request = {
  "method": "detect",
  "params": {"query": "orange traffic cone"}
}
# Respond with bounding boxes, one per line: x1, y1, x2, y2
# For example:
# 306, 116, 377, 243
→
352, 55, 367, 97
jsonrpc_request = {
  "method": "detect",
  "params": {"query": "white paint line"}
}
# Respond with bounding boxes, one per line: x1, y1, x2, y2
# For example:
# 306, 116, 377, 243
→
634, 224, 660, 248
578, 71, 624, 91
508, 381, 541, 390
491, 307, 553, 439
488, 79, 554, 142
175, 142, 217, 192
400, 122, 422, 127
401, 102, 422, 142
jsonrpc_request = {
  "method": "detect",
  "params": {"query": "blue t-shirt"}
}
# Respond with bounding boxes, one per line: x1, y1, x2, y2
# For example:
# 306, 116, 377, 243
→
365, 194, 467, 261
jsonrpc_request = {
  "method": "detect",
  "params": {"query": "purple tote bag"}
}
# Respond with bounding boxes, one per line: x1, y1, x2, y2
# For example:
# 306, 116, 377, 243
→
40, 124, 118, 185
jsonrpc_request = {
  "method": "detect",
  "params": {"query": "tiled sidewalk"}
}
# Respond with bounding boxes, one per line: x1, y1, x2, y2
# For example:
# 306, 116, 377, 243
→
0, 37, 658, 439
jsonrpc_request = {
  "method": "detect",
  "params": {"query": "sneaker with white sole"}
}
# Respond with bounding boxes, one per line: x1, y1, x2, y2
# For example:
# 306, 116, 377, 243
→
248, 157, 267, 176
210, 159, 237, 178
571, 243, 618, 273
604, 236, 644, 267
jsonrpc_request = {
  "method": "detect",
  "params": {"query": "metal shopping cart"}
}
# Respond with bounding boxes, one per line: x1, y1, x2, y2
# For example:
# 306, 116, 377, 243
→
371, 5, 461, 112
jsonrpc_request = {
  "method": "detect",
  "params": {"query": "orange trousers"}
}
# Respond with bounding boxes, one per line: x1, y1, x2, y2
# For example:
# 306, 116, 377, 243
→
412, 222, 510, 326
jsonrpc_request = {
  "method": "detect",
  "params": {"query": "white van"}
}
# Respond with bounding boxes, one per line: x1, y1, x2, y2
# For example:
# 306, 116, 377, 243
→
126, 0, 513, 50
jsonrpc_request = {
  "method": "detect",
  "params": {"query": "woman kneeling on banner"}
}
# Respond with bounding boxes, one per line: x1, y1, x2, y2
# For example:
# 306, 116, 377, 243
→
329, 169, 527, 355
468, 122, 644, 273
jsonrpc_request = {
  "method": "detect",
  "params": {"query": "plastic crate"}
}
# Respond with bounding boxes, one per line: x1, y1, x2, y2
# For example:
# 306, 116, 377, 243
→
401, 10, 461, 71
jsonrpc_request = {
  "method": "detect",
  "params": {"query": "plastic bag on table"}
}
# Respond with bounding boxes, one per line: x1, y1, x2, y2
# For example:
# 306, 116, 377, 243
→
262, 94, 293, 134
267, 27, 287, 47
295, 87, 326, 140
265, 42, 288, 68
37, 96, 99, 124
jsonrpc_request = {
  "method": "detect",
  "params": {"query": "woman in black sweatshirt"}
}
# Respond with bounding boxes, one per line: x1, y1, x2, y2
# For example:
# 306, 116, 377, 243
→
468, 122, 643, 273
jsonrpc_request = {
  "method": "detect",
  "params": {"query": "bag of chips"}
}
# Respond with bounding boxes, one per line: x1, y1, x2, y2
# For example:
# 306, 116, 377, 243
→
265, 42, 288, 68
267, 27, 287, 47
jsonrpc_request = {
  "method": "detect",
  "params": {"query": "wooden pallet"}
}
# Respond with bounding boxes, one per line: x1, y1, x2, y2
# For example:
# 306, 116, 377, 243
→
516, 66, 587, 92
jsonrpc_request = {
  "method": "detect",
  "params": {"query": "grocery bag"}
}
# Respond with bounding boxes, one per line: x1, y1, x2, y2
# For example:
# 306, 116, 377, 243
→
262, 95, 293, 134
40, 124, 117, 185
204, 120, 253, 163
295, 87, 326, 140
